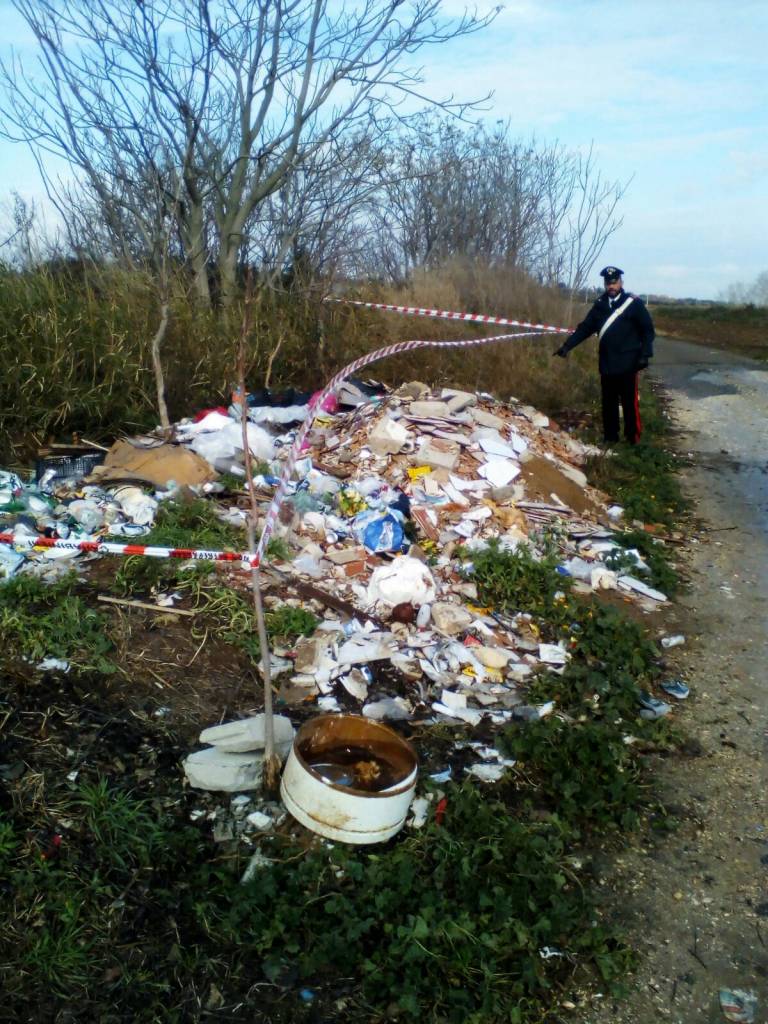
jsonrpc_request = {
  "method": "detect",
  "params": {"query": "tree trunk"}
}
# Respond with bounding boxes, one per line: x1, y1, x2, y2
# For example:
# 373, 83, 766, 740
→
150, 300, 171, 434
186, 202, 212, 306
219, 241, 240, 309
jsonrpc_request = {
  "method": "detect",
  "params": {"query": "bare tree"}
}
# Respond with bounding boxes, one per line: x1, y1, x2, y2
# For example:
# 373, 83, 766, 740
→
545, 143, 629, 301
363, 119, 629, 297
1, 0, 496, 308
0, 192, 43, 268
720, 270, 768, 307
244, 132, 384, 286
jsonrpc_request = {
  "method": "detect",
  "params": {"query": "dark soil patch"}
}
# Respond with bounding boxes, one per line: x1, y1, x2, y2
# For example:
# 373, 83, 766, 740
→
521, 454, 605, 516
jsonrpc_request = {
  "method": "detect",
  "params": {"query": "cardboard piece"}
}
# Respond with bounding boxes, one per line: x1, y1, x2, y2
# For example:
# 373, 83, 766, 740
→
89, 439, 217, 487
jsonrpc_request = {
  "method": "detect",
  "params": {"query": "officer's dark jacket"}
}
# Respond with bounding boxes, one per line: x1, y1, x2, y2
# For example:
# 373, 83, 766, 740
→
561, 290, 655, 375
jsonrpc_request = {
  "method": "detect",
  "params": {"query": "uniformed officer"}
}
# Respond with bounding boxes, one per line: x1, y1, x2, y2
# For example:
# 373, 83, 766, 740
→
554, 266, 655, 444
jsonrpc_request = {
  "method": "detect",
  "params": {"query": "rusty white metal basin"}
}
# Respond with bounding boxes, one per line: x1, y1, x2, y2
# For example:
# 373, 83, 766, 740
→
280, 714, 418, 845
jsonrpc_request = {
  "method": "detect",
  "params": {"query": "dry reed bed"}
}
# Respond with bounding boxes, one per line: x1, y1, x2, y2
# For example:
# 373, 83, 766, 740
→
0, 261, 598, 463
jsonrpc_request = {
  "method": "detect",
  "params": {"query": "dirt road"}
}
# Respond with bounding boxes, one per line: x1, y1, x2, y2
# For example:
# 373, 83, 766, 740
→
587, 337, 768, 1022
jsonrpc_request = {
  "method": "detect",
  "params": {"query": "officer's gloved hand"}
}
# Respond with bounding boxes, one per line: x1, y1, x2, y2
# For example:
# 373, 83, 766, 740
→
553, 345, 568, 358
636, 356, 649, 371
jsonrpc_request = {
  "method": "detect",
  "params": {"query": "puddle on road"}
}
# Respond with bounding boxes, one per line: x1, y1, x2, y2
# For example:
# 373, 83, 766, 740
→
687, 371, 740, 399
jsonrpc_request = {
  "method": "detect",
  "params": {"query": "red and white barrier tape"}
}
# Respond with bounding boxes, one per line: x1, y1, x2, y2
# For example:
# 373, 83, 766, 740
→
0, 531, 258, 566
0, 326, 543, 571
326, 297, 572, 335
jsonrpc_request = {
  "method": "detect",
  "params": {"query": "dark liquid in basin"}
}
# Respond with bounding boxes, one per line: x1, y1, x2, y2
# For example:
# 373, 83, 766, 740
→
305, 744, 404, 792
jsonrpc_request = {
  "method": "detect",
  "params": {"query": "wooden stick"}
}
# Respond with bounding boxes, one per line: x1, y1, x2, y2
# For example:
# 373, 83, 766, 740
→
97, 594, 196, 616
238, 276, 280, 795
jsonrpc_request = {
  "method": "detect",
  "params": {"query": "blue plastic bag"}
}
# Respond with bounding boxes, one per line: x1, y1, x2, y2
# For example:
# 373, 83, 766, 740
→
352, 509, 406, 554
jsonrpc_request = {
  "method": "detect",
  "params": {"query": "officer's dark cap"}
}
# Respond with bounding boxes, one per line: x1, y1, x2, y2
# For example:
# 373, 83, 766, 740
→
600, 265, 624, 282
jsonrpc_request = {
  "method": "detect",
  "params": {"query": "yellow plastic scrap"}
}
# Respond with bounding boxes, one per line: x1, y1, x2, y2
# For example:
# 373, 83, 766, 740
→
407, 466, 432, 481
337, 489, 368, 517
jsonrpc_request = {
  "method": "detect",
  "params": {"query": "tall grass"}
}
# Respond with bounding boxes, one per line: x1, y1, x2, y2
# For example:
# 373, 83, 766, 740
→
0, 259, 598, 463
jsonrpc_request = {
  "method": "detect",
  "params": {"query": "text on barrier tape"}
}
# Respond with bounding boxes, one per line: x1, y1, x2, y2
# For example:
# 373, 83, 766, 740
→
0, 532, 258, 566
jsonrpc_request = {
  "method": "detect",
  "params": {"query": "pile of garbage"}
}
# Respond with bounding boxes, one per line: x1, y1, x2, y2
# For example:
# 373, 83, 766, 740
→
1, 380, 686, 832
1, 380, 671, 596
1, 377, 672, 614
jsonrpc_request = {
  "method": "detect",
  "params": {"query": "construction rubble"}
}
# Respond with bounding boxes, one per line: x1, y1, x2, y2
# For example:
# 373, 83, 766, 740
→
1, 380, 680, 811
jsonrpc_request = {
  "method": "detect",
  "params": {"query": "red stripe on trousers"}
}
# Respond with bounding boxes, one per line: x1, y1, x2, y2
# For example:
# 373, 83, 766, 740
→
634, 373, 642, 441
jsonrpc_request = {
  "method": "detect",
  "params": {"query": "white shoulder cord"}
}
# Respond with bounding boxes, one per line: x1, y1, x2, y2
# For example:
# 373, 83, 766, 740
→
598, 295, 635, 340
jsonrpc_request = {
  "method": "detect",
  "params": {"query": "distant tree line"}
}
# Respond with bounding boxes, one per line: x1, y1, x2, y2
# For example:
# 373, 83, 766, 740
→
720, 271, 768, 307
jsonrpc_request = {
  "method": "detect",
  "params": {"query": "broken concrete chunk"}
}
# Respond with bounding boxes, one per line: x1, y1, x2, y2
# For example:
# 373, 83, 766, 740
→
398, 381, 430, 399
590, 567, 618, 590
184, 747, 269, 792
441, 389, 477, 413
199, 714, 295, 754
337, 633, 398, 666
293, 634, 332, 674
479, 458, 521, 488
432, 702, 483, 726
417, 439, 461, 471
557, 462, 588, 489
430, 602, 474, 635
368, 416, 411, 456
326, 545, 367, 565
341, 668, 370, 701
245, 810, 274, 831
538, 643, 568, 665
409, 400, 451, 419
490, 484, 522, 504
617, 576, 668, 602
475, 647, 513, 670
440, 688, 467, 710
519, 404, 550, 429
472, 408, 505, 431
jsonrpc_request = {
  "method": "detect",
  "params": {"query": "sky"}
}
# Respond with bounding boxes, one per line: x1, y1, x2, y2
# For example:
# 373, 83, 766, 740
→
0, 0, 766, 299
416, 0, 768, 299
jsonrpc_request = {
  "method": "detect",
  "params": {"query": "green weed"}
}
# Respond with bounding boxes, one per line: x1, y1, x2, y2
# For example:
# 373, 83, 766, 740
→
142, 497, 243, 550
193, 784, 631, 1021
72, 778, 165, 870
0, 573, 115, 672
467, 541, 570, 621
186, 588, 318, 663
0, 781, 631, 1022
22, 899, 93, 994
265, 605, 317, 642
0, 818, 18, 864
111, 555, 182, 596
502, 719, 644, 832
264, 536, 292, 562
